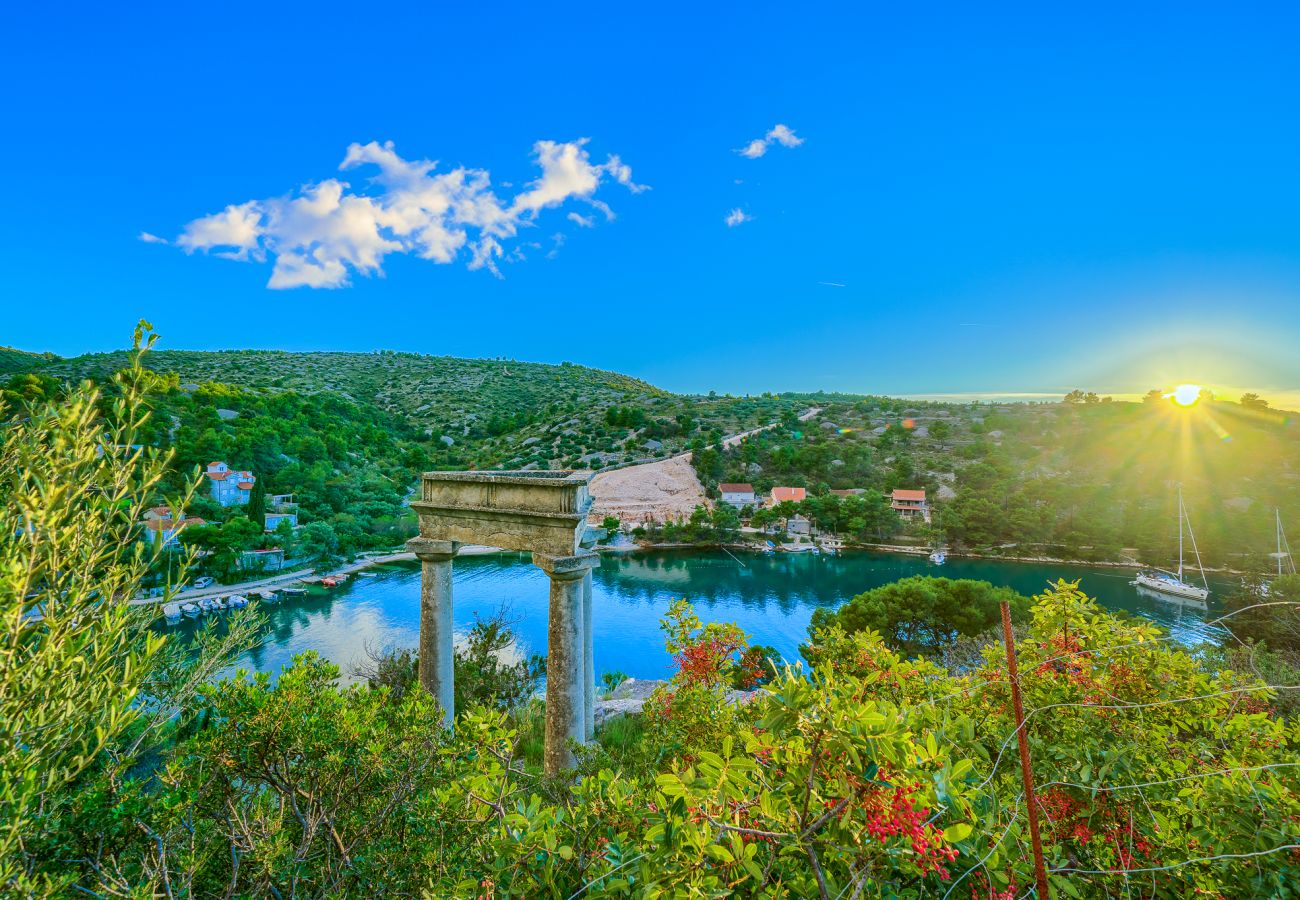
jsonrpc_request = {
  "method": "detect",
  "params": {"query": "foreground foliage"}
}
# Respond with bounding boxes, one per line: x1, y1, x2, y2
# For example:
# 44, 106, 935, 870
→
3, 340, 1298, 896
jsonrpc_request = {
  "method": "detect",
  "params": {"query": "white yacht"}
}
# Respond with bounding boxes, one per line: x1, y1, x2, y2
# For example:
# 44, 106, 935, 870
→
1132, 486, 1210, 602
928, 549, 946, 565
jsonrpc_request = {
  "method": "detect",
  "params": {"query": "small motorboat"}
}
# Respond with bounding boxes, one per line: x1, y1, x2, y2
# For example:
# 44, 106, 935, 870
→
163, 603, 183, 622
320, 577, 338, 588
197, 598, 217, 614
180, 601, 202, 618
355, 571, 377, 577
226, 595, 249, 608
929, 550, 946, 565
281, 586, 307, 596
211, 597, 228, 611
257, 590, 278, 603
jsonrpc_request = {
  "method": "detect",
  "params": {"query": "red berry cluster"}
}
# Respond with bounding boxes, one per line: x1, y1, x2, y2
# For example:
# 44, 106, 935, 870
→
1038, 787, 1150, 869
849, 769, 959, 878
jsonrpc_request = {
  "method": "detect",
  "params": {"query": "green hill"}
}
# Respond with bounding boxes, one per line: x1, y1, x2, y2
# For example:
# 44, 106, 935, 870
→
27, 349, 807, 471
0, 346, 59, 375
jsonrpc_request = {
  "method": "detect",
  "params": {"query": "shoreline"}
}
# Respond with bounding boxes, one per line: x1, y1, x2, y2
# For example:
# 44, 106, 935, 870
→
623, 539, 1251, 577
134, 544, 510, 609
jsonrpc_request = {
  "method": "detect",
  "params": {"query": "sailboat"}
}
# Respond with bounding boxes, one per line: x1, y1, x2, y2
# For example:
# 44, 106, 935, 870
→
1270, 509, 1295, 577
1255, 509, 1296, 596
1132, 485, 1210, 602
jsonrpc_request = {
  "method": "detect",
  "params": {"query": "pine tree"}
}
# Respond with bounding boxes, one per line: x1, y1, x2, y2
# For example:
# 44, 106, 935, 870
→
247, 477, 266, 531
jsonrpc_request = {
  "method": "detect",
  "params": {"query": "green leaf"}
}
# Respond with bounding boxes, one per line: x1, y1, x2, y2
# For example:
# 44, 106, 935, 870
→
943, 822, 972, 843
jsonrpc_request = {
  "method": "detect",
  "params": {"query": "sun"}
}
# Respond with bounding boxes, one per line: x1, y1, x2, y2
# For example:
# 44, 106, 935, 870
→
1170, 383, 1202, 407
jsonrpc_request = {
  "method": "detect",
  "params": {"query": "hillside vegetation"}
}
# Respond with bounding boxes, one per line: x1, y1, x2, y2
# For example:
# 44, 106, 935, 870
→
0, 346, 59, 375
35, 349, 806, 471
696, 394, 1300, 569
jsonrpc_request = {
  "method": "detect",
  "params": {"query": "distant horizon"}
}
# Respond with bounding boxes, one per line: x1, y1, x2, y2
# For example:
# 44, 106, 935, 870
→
9, 339, 1297, 412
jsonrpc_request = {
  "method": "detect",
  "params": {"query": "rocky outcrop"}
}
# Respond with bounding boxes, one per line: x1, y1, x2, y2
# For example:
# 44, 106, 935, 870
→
593, 677, 762, 726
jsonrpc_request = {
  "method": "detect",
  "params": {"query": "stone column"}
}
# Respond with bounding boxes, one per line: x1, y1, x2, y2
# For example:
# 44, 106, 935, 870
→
582, 568, 594, 740
533, 551, 599, 775
407, 537, 461, 727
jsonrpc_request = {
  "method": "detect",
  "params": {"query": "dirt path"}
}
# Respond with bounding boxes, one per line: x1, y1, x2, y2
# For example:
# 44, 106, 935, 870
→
589, 407, 821, 525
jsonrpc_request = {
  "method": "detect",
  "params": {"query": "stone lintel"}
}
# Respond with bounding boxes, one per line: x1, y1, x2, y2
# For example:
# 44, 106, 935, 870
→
532, 550, 600, 580
413, 505, 587, 557
406, 537, 462, 559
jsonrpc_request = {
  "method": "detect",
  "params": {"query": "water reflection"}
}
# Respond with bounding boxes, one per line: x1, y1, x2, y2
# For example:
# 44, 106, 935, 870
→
172, 549, 1231, 684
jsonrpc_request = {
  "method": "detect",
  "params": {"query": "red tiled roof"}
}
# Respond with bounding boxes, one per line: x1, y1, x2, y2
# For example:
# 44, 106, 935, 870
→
771, 487, 807, 502
719, 483, 754, 493
236, 482, 254, 490
891, 489, 926, 501
207, 461, 224, 468
207, 471, 229, 481
142, 516, 206, 531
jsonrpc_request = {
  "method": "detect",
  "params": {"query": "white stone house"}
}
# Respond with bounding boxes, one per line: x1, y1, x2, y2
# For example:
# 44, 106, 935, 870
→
718, 483, 757, 508
205, 461, 255, 507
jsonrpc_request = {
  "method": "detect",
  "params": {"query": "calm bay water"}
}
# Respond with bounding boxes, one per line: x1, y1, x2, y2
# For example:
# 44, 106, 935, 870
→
180, 550, 1233, 684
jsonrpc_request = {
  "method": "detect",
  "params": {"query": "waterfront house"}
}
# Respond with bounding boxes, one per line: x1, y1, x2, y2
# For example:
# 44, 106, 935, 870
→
141, 514, 206, 549
890, 488, 930, 523
770, 486, 807, 505
264, 493, 300, 532
787, 514, 812, 536
238, 548, 285, 573
205, 461, 255, 507
718, 483, 757, 507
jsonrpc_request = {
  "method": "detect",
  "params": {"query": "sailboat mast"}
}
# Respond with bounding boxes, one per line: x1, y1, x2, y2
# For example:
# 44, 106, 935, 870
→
1279, 509, 1285, 578
1177, 485, 1185, 581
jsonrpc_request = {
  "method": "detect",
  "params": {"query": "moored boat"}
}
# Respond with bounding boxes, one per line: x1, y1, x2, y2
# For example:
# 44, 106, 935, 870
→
1130, 485, 1209, 602
257, 589, 278, 602
226, 595, 249, 608
197, 598, 217, 614
180, 601, 202, 617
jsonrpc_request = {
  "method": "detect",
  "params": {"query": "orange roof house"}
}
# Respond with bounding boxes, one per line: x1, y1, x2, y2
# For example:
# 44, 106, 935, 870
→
771, 487, 807, 504
890, 488, 930, 523
205, 461, 256, 507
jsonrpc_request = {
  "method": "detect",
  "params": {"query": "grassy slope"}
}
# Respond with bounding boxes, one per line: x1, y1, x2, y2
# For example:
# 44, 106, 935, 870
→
0, 347, 60, 375
32, 349, 808, 470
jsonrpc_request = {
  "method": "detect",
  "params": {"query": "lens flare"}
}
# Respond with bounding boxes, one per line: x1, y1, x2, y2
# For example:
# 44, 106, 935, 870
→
1169, 384, 1202, 407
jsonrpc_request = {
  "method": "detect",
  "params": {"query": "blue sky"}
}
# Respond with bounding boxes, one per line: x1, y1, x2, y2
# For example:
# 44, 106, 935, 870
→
3, 2, 1299, 401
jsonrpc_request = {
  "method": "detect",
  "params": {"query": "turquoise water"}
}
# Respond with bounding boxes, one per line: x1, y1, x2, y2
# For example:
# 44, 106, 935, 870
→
187, 550, 1233, 684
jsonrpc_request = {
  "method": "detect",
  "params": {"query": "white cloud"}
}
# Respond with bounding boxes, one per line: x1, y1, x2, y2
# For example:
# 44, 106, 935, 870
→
767, 124, 803, 148
173, 139, 644, 288
567, 212, 595, 228
725, 208, 752, 227
736, 123, 804, 159
138, 231, 169, 244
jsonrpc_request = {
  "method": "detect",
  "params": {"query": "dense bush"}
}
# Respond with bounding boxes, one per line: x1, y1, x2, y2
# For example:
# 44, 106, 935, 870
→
809, 575, 1031, 659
